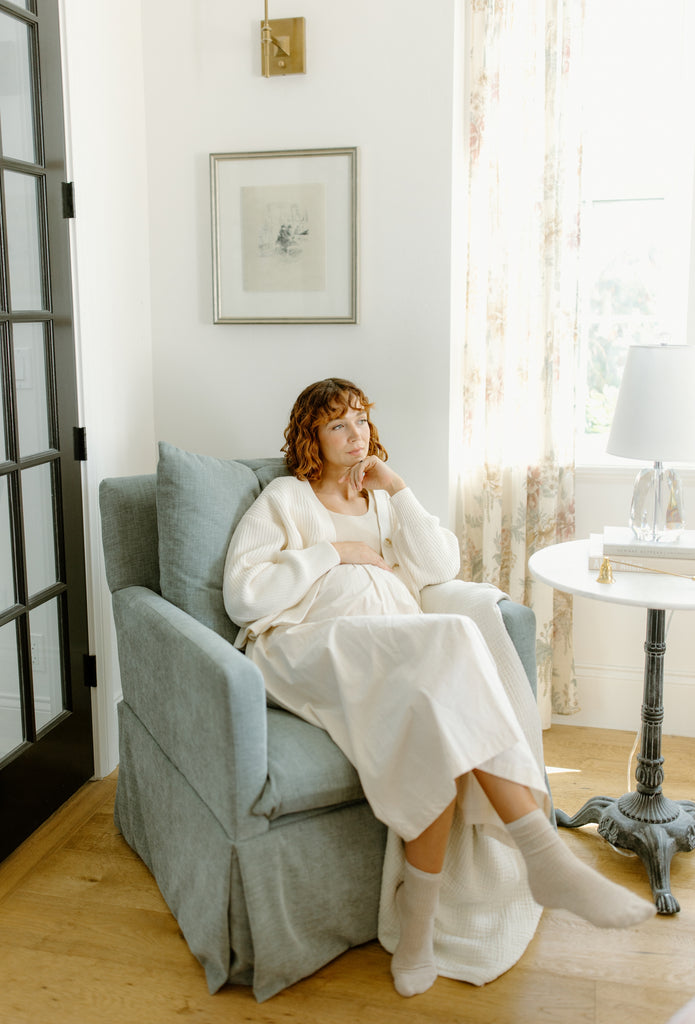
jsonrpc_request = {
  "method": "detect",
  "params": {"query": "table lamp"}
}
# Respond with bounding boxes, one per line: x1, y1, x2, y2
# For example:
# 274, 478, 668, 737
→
606, 343, 695, 543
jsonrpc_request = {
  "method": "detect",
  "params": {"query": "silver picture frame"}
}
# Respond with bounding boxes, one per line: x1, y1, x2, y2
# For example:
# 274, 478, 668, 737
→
210, 147, 359, 324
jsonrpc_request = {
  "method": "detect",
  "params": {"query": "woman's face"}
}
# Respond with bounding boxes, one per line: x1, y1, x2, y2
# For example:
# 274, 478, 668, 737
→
316, 399, 371, 474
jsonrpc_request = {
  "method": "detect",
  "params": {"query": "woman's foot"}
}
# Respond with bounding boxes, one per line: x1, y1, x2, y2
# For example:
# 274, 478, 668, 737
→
507, 809, 656, 928
390, 861, 441, 997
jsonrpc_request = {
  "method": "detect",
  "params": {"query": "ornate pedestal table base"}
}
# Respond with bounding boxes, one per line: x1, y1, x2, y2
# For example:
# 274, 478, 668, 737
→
555, 608, 695, 914
557, 795, 695, 914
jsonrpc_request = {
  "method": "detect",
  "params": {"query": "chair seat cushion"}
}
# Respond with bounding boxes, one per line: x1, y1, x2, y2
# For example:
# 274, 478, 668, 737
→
253, 709, 364, 821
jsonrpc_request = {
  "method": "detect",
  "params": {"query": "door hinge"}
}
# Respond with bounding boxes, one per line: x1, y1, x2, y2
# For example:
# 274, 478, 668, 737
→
73, 426, 87, 462
83, 653, 98, 689
62, 181, 76, 219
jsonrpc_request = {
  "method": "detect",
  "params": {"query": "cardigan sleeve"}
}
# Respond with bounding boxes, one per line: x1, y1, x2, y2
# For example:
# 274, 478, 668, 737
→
387, 487, 460, 592
222, 500, 340, 633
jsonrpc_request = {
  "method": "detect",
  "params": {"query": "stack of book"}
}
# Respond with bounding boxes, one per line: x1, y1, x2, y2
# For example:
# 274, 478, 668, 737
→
588, 528, 695, 580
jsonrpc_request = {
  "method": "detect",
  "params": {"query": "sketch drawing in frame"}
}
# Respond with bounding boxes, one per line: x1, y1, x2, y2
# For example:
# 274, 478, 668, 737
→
211, 147, 358, 324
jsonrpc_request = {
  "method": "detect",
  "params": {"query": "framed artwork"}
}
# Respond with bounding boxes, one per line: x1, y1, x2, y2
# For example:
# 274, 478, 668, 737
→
210, 147, 359, 324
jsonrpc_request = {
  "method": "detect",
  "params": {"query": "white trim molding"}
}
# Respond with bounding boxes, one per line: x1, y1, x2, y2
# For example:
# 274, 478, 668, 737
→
552, 662, 695, 738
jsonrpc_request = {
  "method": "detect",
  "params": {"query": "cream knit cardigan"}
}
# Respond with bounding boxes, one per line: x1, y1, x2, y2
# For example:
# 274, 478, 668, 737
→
223, 475, 461, 647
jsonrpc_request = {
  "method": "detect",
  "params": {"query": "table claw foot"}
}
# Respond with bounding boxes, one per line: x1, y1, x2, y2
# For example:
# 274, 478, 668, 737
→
654, 890, 680, 915
627, 824, 681, 915
556, 796, 615, 830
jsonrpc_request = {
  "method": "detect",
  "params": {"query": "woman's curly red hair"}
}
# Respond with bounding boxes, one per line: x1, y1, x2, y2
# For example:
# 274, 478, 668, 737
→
282, 378, 388, 481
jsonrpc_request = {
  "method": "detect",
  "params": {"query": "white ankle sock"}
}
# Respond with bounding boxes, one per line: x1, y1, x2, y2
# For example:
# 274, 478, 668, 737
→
391, 861, 441, 997
506, 808, 655, 928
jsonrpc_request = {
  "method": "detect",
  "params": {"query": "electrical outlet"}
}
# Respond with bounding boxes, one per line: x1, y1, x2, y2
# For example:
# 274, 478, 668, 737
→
31, 634, 44, 672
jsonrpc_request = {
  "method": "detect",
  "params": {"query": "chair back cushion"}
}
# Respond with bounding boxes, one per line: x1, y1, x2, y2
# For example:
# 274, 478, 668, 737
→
156, 443, 287, 643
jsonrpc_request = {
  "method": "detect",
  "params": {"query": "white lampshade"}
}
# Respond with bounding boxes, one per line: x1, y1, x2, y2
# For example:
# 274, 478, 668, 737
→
607, 344, 695, 463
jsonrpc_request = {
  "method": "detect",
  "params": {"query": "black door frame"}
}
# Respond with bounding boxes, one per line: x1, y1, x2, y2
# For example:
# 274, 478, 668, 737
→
0, 0, 94, 861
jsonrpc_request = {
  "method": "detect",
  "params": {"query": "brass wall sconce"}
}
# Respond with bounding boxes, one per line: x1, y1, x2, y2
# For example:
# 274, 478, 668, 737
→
261, 1, 306, 77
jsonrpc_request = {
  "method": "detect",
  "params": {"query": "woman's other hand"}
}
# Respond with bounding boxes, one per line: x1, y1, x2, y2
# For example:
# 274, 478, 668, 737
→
332, 541, 393, 571
340, 456, 405, 496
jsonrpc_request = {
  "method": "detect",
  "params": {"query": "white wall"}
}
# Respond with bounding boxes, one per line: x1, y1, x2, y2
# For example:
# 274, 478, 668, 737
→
553, 467, 695, 737
61, 0, 462, 775
140, 0, 458, 525
59, 0, 695, 778
60, 0, 156, 774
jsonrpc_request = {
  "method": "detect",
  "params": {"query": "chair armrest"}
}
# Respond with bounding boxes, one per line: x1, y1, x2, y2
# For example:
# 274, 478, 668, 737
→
112, 586, 269, 839
420, 579, 538, 695
497, 599, 537, 697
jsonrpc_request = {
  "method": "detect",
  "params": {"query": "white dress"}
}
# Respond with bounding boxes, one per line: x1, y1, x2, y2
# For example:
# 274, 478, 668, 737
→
223, 476, 549, 983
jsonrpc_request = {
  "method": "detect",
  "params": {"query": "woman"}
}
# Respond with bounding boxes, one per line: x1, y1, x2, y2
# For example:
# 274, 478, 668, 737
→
223, 378, 653, 998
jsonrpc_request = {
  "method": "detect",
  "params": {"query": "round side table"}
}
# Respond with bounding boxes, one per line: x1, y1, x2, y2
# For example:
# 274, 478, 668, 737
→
529, 539, 695, 914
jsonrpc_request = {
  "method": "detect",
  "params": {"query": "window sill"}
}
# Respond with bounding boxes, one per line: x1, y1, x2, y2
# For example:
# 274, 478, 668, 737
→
576, 461, 695, 486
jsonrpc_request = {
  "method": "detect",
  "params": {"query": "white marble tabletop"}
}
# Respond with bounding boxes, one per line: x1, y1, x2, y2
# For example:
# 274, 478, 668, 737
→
528, 539, 695, 612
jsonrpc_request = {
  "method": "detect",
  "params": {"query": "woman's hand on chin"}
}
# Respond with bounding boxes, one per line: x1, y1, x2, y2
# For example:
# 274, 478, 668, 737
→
340, 456, 405, 496
333, 541, 393, 572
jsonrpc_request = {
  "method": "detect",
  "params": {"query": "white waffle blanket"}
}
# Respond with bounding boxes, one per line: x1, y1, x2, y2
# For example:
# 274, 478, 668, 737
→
378, 580, 548, 984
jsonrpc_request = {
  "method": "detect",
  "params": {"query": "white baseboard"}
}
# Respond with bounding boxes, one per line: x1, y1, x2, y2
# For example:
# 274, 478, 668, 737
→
0, 691, 53, 716
552, 663, 695, 738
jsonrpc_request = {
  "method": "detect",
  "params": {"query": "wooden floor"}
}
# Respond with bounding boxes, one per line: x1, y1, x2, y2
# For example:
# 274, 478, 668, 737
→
2, 725, 695, 1024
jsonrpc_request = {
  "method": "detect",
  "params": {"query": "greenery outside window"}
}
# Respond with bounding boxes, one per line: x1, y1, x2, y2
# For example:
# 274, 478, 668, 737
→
577, 0, 695, 465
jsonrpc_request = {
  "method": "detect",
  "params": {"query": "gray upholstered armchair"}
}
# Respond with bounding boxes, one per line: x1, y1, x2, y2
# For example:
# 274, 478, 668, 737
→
98, 443, 541, 1002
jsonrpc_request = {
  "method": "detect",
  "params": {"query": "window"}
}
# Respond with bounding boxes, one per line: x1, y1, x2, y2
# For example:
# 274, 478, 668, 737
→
576, 0, 695, 464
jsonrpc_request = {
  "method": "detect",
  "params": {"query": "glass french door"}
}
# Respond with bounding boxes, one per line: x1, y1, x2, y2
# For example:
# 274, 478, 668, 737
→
0, 0, 93, 860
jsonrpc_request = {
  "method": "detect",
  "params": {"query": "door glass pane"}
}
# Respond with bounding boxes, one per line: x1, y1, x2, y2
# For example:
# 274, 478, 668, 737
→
0, 358, 7, 461
4, 170, 45, 311
13, 323, 50, 456
0, 476, 15, 611
0, 12, 37, 163
0, 620, 23, 759
22, 463, 57, 596
30, 597, 64, 731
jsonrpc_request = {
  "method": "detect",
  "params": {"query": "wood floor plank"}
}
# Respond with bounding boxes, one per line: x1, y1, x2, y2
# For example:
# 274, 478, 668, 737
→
12, 845, 169, 913
2, 726, 695, 1024
0, 891, 184, 968
2, 945, 229, 1024
0, 774, 117, 903
595, 981, 694, 1024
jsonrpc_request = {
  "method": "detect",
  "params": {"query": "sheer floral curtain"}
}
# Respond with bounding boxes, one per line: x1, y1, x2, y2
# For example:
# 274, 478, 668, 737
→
457, 0, 584, 727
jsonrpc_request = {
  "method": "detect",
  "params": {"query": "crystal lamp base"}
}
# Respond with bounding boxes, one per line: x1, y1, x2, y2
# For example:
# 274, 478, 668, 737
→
630, 462, 685, 543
